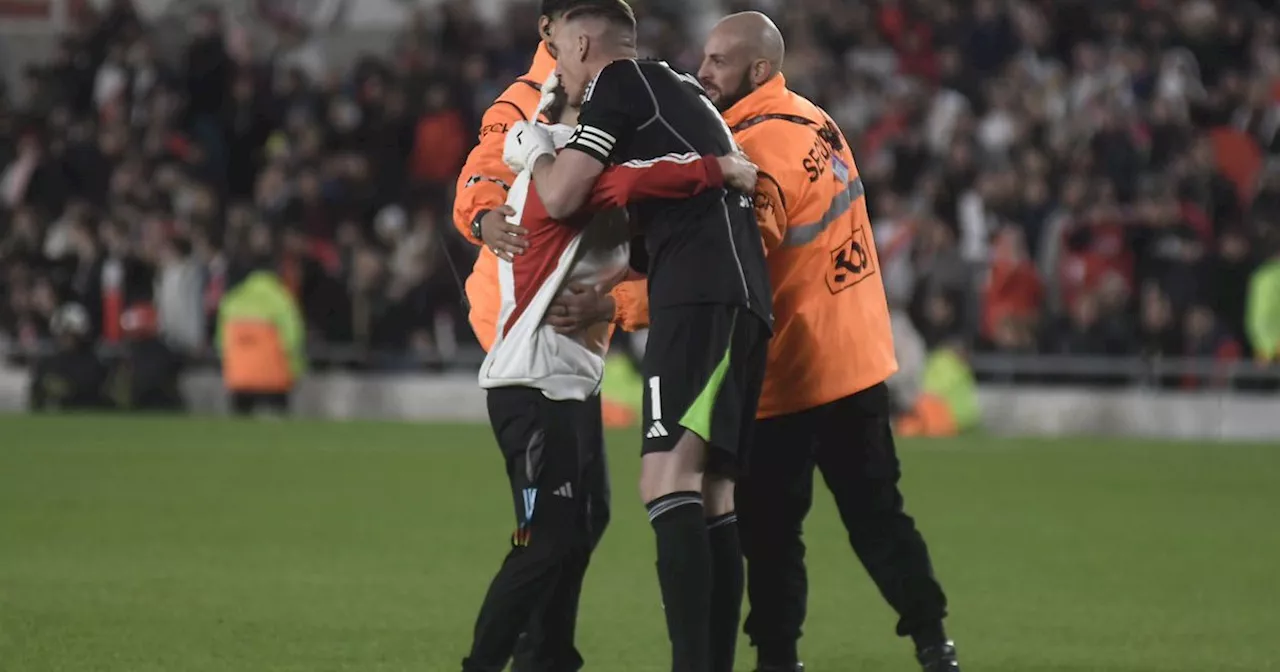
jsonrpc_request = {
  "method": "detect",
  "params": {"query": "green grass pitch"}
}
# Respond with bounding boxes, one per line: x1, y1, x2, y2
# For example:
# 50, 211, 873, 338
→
1, 415, 1277, 671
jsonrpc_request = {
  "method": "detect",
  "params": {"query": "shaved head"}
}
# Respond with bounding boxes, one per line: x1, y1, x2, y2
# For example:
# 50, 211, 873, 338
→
698, 11, 786, 110
715, 11, 784, 71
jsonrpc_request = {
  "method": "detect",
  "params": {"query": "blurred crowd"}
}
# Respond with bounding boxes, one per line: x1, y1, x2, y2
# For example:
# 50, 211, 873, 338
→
2, 0, 1279, 374
777, 0, 1280, 368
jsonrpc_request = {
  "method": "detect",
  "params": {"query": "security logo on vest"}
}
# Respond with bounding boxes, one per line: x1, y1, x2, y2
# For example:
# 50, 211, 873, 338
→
826, 225, 876, 294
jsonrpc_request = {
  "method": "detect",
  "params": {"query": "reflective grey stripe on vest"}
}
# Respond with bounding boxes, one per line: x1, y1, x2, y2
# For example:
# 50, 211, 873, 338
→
781, 177, 866, 247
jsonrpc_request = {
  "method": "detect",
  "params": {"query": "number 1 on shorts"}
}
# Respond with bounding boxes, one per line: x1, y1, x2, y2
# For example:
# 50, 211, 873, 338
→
648, 376, 663, 421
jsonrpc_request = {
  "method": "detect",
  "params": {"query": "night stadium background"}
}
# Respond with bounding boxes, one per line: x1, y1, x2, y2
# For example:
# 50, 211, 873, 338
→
1, 1, 1278, 670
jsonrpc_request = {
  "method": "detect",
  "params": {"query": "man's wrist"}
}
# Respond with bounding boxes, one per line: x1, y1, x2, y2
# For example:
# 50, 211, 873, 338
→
470, 209, 490, 242
530, 151, 555, 176
705, 154, 725, 187
599, 293, 619, 325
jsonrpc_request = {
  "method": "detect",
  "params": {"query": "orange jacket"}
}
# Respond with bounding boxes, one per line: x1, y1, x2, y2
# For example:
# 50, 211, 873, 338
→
724, 75, 898, 418
453, 43, 649, 351
217, 272, 305, 394
221, 321, 293, 393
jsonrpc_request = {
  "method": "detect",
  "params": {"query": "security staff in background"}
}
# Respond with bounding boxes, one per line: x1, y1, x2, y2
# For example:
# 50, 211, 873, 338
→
216, 255, 306, 417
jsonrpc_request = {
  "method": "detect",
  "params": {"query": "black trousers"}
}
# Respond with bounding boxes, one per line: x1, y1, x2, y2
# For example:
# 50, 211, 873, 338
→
230, 391, 289, 415
464, 388, 611, 672
738, 383, 948, 662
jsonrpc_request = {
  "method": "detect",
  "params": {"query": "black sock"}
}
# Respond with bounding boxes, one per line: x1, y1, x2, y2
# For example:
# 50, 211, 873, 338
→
911, 622, 948, 652
647, 492, 711, 672
707, 512, 743, 672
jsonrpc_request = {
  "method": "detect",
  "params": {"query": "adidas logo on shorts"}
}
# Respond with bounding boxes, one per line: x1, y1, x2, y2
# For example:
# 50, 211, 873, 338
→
646, 421, 669, 439
552, 482, 574, 499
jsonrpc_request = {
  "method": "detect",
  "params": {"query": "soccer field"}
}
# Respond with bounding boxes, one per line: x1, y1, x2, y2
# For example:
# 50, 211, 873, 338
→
1, 416, 1277, 672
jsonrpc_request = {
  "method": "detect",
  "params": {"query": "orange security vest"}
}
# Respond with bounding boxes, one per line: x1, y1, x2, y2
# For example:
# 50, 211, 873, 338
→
222, 321, 292, 393
217, 271, 305, 395
724, 75, 898, 419
453, 43, 649, 351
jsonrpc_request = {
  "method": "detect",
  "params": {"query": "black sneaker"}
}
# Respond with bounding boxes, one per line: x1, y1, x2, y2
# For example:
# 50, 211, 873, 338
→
756, 664, 804, 672
917, 640, 960, 671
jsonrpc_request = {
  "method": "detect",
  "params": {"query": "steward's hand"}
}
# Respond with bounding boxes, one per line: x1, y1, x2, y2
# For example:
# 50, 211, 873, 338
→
480, 206, 527, 261
547, 283, 615, 333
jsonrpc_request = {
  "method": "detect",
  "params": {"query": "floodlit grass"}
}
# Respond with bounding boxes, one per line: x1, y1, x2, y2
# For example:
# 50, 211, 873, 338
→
1, 416, 1277, 671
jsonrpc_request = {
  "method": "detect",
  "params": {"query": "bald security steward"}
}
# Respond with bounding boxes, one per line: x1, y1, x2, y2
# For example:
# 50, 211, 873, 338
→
697, 12, 962, 672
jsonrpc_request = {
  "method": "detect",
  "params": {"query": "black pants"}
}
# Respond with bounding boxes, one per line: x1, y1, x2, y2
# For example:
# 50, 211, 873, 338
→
464, 389, 610, 672
738, 383, 948, 663
230, 391, 289, 415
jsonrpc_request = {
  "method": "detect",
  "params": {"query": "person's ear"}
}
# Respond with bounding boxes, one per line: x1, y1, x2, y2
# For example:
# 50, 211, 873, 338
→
578, 34, 590, 63
538, 16, 553, 41
751, 60, 771, 85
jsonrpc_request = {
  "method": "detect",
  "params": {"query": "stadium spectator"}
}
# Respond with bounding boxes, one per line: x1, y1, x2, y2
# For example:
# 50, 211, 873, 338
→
28, 302, 108, 411
981, 225, 1043, 351
409, 82, 469, 190
105, 302, 186, 412
1136, 281, 1184, 388
155, 236, 205, 355
1178, 303, 1242, 389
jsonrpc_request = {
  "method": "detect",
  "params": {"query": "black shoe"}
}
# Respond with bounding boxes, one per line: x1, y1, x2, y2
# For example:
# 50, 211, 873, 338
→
756, 664, 803, 672
917, 640, 960, 671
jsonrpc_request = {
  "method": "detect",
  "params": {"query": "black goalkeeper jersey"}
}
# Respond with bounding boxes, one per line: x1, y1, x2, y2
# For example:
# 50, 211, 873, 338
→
565, 58, 774, 330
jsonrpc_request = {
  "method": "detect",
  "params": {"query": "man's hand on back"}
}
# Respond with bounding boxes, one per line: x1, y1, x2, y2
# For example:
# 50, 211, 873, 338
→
480, 206, 528, 261
718, 152, 759, 193
547, 283, 616, 334
504, 121, 556, 173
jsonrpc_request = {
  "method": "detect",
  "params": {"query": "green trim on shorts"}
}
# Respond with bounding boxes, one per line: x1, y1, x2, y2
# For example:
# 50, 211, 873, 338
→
679, 313, 737, 442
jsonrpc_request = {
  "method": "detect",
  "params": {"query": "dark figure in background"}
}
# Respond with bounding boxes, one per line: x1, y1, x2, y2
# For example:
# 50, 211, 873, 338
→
105, 304, 186, 412
184, 6, 232, 124
28, 303, 108, 412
